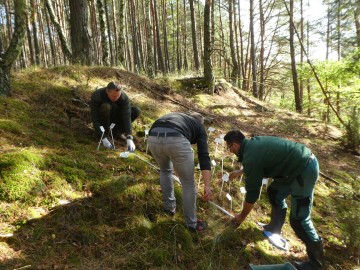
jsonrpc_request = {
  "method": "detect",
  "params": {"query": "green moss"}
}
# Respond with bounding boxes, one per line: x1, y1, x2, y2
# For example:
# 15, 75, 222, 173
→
0, 119, 22, 134
0, 149, 46, 201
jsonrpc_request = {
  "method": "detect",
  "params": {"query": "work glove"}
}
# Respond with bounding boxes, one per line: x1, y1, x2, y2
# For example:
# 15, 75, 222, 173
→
102, 137, 114, 149
126, 135, 136, 152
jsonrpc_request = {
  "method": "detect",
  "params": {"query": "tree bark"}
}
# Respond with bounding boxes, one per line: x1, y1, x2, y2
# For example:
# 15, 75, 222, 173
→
69, 0, 91, 65
0, 0, 27, 96
153, 0, 165, 73
30, 0, 40, 65
45, 0, 72, 62
189, 0, 200, 71
249, 0, 258, 98
354, 1, 360, 48
97, 0, 109, 66
259, 0, 265, 100
118, 0, 125, 66
290, 0, 302, 112
203, 0, 214, 91
145, 0, 154, 77
229, 0, 239, 84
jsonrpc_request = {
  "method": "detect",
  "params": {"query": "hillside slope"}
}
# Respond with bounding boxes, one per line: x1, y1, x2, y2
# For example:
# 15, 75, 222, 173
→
0, 66, 359, 269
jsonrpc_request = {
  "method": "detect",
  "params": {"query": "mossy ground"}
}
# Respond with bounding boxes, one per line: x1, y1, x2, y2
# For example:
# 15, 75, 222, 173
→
0, 66, 359, 269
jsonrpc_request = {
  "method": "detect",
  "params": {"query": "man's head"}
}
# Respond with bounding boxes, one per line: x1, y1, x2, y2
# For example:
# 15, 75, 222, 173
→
106, 82, 123, 102
224, 130, 246, 154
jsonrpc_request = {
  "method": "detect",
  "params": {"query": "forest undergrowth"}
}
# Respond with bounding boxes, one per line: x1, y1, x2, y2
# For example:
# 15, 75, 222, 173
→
0, 66, 359, 270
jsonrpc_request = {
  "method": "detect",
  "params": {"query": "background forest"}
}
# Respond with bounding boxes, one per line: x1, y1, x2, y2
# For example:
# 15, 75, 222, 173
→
0, 0, 359, 134
0, 0, 360, 269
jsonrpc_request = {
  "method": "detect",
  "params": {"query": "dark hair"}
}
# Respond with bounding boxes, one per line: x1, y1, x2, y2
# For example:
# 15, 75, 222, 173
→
107, 82, 121, 91
224, 130, 246, 144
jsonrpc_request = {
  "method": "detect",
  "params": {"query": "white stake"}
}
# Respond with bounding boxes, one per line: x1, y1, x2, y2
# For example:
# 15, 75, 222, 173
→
207, 127, 215, 142
220, 173, 229, 194
220, 134, 226, 151
97, 126, 105, 150
119, 152, 181, 185
110, 123, 116, 149
211, 159, 217, 178
259, 178, 269, 198
240, 186, 247, 207
209, 200, 234, 218
214, 137, 222, 156
226, 193, 233, 212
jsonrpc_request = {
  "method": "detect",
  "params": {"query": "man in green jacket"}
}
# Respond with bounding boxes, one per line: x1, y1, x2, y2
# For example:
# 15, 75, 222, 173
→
224, 130, 324, 270
90, 82, 140, 150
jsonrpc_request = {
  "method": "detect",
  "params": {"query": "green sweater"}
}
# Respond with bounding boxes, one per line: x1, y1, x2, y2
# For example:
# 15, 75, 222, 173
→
237, 136, 311, 204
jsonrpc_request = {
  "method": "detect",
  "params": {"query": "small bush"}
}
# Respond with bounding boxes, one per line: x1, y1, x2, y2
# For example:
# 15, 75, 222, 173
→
341, 107, 360, 153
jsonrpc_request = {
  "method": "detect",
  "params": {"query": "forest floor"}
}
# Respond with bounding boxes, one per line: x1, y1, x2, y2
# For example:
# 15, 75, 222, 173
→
0, 66, 359, 270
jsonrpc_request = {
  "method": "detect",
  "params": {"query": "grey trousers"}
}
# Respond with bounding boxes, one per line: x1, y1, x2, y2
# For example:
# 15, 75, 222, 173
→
147, 134, 197, 228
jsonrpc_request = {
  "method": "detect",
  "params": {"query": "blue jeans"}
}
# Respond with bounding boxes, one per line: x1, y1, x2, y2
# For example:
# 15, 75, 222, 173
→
148, 133, 197, 228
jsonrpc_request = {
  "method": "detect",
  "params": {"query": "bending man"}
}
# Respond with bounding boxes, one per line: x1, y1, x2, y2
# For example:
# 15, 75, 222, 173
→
90, 82, 140, 151
224, 130, 324, 270
148, 112, 213, 232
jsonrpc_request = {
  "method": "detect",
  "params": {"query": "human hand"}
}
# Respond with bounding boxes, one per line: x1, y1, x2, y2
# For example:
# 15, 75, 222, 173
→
229, 170, 243, 180
102, 137, 114, 149
229, 214, 242, 228
127, 138, 136, 152
202, 186, 213, 201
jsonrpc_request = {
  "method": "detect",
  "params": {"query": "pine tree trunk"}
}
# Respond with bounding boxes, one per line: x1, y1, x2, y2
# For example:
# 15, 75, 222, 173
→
203, 0, 214, 91
25, 2, 35, 65
30, 0, 40, 65
189, 0, 200, 71
176, 0, 182, 72
259, 0, 265, 100
153, 0, 165, 73
112, 0, 118, 65
182, 0, 188, 70
45, 0, 72, 62
290, 0, 302, 112
97, 0, 109, 65
44, 4, 56, 66
162, 0, 170, 73
145, 0, 154, 77
229, 0, 239, 84
0, 0, 27, 96
249, 0, 258, 98
355, 4, 360, 47
118, 0, 125, 66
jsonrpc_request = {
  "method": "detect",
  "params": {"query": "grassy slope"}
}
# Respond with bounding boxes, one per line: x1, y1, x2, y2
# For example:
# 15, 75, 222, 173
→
0, 66, 359, 269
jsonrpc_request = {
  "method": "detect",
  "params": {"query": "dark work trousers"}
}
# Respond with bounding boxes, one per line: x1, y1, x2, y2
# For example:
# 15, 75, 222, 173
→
267, 154, 321, 243
98, 103, 140, 136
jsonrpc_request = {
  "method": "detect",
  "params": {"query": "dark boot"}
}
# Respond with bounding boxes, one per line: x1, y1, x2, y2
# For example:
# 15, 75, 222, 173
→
263, 207, 287, 234
293, 239, 324, 270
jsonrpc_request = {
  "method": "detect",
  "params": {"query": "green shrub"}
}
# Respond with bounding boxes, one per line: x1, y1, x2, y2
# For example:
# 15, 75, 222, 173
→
342, 107, 360, 153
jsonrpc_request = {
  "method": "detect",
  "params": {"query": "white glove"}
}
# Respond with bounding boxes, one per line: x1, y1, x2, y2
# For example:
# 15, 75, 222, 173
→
126, 136, 136, 152
102, 137, 114, 149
